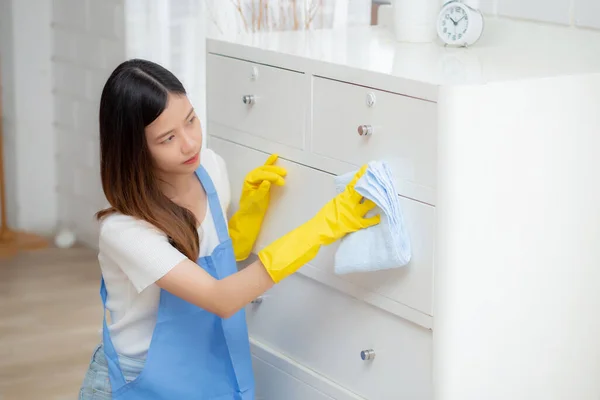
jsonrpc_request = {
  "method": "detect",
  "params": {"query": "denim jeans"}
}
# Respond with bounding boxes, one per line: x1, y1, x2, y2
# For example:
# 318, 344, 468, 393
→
79, 344, 145, 399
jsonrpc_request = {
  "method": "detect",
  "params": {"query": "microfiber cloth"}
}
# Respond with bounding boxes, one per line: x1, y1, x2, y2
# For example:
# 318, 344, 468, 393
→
333, 160, 411, 274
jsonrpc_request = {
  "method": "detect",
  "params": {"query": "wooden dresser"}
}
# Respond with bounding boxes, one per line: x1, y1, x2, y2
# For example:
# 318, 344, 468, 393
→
206, 18, 600, 400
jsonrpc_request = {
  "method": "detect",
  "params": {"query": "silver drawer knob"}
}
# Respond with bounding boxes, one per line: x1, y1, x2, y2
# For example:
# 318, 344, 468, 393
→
357, 124, 373, 136
360, 349, 375, 361
366, 92, 376, 107
242, 95, 255, 105
251, 296, 264, 304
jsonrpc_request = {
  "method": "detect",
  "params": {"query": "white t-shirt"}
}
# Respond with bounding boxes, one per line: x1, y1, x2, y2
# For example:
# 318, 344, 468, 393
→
97, 148, 231, 359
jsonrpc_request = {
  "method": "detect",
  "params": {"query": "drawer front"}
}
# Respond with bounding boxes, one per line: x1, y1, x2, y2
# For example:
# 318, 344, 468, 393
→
210, 136, 435, 318
207, 54, 306, 150
252, 356, 335, 400
247, 273, 433, 400
311, 77, 438, 205
251, 341, 363, 400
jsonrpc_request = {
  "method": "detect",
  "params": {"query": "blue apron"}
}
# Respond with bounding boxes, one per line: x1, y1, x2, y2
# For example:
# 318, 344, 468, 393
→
99, 165, 255, 399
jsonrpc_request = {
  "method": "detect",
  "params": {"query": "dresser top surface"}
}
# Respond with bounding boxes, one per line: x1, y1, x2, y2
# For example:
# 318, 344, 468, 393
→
207, 17, 600, 86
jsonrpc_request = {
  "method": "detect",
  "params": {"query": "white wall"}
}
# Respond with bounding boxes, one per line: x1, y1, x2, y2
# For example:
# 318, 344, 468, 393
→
0, 0, 18, 230
0, 0, 123, 244
0, 0, 56, 234
52, 0, 125, 247
478, 0, 600, 28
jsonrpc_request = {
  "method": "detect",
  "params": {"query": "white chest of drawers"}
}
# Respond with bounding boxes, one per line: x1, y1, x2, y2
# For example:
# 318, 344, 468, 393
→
206, 18, 600, 400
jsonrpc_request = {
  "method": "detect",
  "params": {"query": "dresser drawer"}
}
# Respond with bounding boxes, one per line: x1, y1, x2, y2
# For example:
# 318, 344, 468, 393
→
252, 355, 338, 400
210, 136, 435, 319
206, 54, 306, 150
251, 341, 363, 400
247, 273, 433, 400
311, 77, 438, 205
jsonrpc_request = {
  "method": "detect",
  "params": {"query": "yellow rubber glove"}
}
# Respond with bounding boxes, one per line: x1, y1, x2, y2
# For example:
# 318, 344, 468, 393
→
257, 165, 380, 283
229, 154, 287, 261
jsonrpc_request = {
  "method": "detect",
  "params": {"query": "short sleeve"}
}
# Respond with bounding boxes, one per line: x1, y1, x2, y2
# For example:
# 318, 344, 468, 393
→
99, 214, 188, 293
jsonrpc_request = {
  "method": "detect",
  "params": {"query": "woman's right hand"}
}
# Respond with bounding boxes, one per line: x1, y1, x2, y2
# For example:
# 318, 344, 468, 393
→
311, 164, 380, 244
257, 164, 380, 283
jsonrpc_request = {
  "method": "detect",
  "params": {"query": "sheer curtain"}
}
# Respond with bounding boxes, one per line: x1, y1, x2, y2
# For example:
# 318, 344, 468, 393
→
124, 0, 371, 142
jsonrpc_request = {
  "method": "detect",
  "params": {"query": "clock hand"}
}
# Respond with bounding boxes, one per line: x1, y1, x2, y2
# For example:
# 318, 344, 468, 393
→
457, 15, 466, 23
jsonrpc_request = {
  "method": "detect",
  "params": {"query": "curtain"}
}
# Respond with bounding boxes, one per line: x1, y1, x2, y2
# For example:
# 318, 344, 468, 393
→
124, 0, 372, 141
205, 0, 371, 34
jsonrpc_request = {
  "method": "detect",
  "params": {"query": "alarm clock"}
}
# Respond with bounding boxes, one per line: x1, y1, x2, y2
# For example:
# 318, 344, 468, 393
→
436, 0, 484, 47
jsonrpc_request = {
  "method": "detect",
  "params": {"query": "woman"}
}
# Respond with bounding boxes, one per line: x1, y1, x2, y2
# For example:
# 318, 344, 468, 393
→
79, 59, 379, 399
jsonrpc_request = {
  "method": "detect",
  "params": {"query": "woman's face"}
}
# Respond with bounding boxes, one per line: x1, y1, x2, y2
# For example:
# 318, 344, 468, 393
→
145, 93, 202, 176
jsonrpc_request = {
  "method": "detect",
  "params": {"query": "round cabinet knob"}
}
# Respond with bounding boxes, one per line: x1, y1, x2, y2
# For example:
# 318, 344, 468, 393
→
242, 95, 256, 105
251, 296, 263, 304
360, 349, 375, 361
357, 124, 373, 136
366, 92, 376, 107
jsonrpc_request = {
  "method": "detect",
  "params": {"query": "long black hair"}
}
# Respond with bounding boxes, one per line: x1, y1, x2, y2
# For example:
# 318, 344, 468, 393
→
97, 59, 200, 260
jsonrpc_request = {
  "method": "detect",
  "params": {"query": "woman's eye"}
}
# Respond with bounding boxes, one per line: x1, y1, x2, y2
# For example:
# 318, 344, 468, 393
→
188, 116, 196, 124
162, 135, 175, 144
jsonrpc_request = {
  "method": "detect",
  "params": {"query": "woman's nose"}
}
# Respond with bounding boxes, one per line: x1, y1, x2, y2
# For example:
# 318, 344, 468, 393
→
180, 132, 197, 153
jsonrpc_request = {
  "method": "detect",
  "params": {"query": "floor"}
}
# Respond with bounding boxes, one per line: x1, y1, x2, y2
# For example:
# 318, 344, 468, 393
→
0, 246, 103, 400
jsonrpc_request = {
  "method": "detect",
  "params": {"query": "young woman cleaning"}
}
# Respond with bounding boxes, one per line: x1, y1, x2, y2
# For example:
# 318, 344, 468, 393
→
79, 59, 379, 399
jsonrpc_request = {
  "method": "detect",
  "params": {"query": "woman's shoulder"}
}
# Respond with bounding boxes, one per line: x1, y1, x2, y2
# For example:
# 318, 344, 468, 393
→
97, 211, 186, 293
99, 212, 167, 244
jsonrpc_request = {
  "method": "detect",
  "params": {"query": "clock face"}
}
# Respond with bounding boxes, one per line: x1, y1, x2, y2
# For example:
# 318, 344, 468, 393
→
439, 5, 469, 43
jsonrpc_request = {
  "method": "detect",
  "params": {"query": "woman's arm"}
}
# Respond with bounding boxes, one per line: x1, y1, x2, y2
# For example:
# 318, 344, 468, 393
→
102, 165, 376, 320
156, 258, 274, 319
100, 213, 273, 319
157, 165, 379, 318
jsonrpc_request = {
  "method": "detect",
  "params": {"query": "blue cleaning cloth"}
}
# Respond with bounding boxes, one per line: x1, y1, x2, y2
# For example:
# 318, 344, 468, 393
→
333, 160, 411, 274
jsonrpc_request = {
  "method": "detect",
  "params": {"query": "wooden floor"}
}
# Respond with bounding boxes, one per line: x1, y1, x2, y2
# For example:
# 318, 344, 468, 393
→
0, 246, 103, 400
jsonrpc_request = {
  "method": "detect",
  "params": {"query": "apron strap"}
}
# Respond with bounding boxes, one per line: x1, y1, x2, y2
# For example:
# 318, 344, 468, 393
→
195, 165, 230, 244
100, 277, 128, 390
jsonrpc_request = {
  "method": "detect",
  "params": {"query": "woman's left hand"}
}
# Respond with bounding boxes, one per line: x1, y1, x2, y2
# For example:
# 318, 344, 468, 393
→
228, 154, 287, 261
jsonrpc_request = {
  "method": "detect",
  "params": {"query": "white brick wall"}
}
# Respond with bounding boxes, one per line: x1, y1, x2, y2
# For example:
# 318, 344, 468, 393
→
1, 0, 56, 234
0, 0, 19, 230
52, 0, 126, 248
479, 0, 600, 28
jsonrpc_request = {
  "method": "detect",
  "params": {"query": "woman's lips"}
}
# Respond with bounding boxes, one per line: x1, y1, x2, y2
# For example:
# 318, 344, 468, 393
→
183, 153, 199, 165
